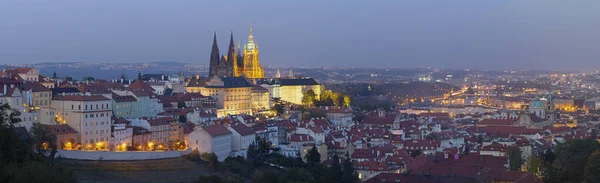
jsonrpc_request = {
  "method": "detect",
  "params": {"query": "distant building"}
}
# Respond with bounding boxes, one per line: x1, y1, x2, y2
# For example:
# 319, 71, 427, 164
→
186, 76, 253, 117
209, 24, 264, 79
255, 77, 321, 105
2, 68, 40, 82
251, 85, 270, 112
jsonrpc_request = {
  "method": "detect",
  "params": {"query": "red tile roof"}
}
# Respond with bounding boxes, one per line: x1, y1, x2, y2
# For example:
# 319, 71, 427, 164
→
52, 95, 109, 101
127, 80, 155, 92
3, 68, 33, 74
22, 82, 51, 92
289, 134, 313, 142
45, 124, 77, 135
113, 95, 137, 102
230, 124, 255, 136
202, 124, 232, 137
143, 117, 176, 126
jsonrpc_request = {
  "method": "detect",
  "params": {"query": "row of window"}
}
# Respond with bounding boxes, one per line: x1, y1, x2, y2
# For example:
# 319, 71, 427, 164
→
84, 113, 110, 118
85, 137, 108, 144
85, 129, 109, 136
85, 121, 109, 127
71, 103, 110, 110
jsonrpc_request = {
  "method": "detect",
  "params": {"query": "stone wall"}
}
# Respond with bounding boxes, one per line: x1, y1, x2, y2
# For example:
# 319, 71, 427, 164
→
54, 148, 192, 160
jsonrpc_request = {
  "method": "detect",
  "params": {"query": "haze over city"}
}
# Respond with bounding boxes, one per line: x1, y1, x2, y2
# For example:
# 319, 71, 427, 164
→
2, 0, 600, 70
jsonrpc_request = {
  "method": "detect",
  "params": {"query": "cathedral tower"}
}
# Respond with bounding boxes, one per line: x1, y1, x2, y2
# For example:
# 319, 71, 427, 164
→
209, 32, 220, 78
227, 32, 239, 77
242, 23, 264, 78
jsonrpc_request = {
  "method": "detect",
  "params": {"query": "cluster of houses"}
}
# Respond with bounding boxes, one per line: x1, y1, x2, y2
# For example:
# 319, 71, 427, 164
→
1, 68, 320, 154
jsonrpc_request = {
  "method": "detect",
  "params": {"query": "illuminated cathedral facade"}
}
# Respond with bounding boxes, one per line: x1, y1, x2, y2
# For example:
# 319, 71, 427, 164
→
208, 25, 264, 79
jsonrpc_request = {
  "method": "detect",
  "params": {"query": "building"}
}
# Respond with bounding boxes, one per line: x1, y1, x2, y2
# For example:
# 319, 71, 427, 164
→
227, 124, 256, 158
251, 85, 270, 112
186, 76, 253, 117
45, 124, 78, 150
189, 124, 232, 161
51, 95, 112, 150
528, 94, 555, 121
2, 68, 40, 82
112, 85, 163, 118
324, 107, 353, 128
111, 118, 133, 151
21, 82, 52, 109
255, 77, 321, 105
208, 25, 264, 79
129, 117, 174, 149
132, 126, 152, 150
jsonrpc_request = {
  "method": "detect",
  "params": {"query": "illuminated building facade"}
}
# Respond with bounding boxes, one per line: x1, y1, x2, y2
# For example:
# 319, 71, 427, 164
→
51, 95, 112, 150
186, 76, 253, 117
209, 24, 264, 79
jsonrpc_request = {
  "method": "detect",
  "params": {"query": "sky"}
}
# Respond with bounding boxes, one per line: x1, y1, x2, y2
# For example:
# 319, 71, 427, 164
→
1, 0, 600, 70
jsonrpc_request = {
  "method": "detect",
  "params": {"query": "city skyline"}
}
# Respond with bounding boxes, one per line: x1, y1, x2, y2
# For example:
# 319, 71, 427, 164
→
1, 0, 600, 70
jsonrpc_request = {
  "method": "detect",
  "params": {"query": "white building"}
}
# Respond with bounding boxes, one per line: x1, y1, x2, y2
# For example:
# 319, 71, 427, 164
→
325, 107, 353, 128
51, 95, 112, 150
1, 84, 38, 130
227, 124, 256, 158
2, 68, 40, 82
111, 121, 133, 151
189, 124, 232, 161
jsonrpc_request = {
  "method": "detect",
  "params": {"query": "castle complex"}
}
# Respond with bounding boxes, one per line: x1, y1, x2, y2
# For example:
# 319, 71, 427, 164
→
209, 24, 264, 79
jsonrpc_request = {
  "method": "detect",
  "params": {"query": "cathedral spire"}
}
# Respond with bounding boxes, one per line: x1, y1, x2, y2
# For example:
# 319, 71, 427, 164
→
248, 22, 255, 44
288, 68, 294, 78
227, 31, 236, 61
275, 69, 281, 78
209, 32, 221, 78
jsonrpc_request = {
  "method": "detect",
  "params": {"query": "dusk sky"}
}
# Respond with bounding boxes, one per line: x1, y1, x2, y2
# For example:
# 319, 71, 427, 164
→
1, 0, 600, 70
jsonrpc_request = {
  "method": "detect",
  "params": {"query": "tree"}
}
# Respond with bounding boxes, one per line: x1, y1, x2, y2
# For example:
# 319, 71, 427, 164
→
178, 115, 187, 123
272, 104, 285, 116
305, 145, 321, 167
507, 147, 523, 171
585, 151, 600, 183
0, 104, 76, 183
201, 152, 219, 170
543, 148, 556, 164
526, 155, 542, 176
341, 156, 358, 183
247, 141, 258, 160
31, 123, 58, 165
0, 103, 22, 127
302, 89, 316, 106
343, 95, 351, 107
222, 173, 243, 183
195, 175, 222, 183
278, 167, 316, 183
188, 149, 201, 161
329, 155, 342, 183
544, 139, 600, 183
177, 101, 186, 108
252, 171, 278, 183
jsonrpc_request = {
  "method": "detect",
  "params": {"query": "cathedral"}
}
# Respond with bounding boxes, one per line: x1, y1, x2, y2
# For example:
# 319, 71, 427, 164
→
208, 24, 264, 79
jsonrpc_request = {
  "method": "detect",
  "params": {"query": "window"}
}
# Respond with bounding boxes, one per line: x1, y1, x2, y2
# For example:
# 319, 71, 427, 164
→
71, 105, 74, 110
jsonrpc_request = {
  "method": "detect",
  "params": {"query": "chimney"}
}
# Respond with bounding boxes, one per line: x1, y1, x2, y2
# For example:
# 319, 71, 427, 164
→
196, 74, 200, 80
3, 84, 6, 95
